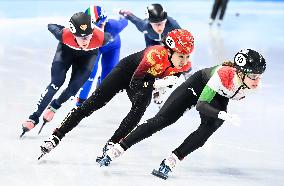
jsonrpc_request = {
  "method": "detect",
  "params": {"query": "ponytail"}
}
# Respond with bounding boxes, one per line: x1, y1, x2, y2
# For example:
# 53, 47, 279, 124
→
222, 60, 246, 82
222, 61, 235, 67
222, 60, 243, 74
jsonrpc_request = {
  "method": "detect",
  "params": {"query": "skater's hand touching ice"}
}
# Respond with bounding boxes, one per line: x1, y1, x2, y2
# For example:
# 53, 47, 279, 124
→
153, 76, 179, 89
218, 111, 241, 127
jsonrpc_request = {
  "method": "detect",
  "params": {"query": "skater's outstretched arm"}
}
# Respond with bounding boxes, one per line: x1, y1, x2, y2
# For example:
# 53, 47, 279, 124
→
48, 24, 65, 41
106, 18, 128, 38
119, 10, 147, 32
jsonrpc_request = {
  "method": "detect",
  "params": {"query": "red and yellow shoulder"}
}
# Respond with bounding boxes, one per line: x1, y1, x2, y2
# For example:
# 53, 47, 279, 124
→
145, 45, 168, 65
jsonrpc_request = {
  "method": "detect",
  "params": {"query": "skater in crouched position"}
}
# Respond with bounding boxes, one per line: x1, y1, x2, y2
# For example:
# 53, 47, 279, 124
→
119, 3, 186, 106
99, 49, 266, 179
20, 12, 112, 137
38, 29, 195, 160
76, 5, 128, 106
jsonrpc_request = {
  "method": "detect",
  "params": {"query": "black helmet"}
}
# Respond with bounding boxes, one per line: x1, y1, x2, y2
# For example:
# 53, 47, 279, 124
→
69, 12, 93, 37
146, 4, 167, 23
234, 49, 266, 74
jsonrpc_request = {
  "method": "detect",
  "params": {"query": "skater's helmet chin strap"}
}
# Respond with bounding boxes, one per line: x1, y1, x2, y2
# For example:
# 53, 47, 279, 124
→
237, 70, 250, 89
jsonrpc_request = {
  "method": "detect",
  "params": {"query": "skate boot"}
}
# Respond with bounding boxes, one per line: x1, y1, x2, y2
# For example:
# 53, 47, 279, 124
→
97, 144, 124, 167
76, 98, 86, 107
38, 131, 61, 160
43, 106, 57, 122
96, 141, 115, 162
20, 119, 36, 138
208, 18, 214, 26
152, 153, 179, 180
38, 106, 57, 134
217, 20, 222, 27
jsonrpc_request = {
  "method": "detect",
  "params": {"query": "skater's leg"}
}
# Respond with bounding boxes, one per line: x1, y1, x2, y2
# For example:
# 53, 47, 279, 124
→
99, 75, 203, 166
172, 95, 229, 160
219, 0, 229, 20
77, 52, 101, 103
54, 64, 93, 107
99, 47, 120, 86
120, 72, 203, 149
210, 0, 222, 20
28, 55, 71, 124
57, 67, 130, 137
152, 94, 229, 179
108, 85, 153, 143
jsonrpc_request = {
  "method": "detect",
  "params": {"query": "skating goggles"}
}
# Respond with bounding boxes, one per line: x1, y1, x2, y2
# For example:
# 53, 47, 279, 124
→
246, 73, 262, 80
150, 19, 167, 26
75, 34, 93, 40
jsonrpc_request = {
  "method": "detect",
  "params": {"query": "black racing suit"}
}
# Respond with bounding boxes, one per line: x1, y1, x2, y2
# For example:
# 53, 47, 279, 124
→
210, 0, 229, 20
54, 49, 154, 143
119, 67, 229, 160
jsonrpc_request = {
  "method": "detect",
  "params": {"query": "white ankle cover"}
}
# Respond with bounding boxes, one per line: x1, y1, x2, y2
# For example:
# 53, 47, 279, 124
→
106, 144, 124, 160
165, 153, 180, 170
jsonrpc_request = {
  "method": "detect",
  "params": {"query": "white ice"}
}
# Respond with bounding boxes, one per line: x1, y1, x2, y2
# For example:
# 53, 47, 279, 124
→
0, 1, 283, 186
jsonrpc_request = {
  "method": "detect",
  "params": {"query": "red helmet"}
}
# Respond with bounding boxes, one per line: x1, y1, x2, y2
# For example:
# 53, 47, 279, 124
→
163, 29, 194, 55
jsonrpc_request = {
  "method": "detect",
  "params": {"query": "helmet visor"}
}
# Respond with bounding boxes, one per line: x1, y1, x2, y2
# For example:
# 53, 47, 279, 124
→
75, 34, 93, 40
246, 73, 262, 80
149, 19, 167, 26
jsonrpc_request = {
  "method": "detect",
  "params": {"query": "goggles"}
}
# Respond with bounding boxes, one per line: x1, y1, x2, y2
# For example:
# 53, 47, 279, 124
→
246, 73, 262, 80
75, 34, 93, 40
150, 19, 167, 26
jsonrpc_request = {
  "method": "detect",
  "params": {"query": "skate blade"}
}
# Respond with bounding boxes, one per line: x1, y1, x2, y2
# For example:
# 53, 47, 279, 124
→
152, 169, 168, 180
38, 153, 45, 160
97, 159, 107, 167
96, 156, 104, 163
38, 147, 47, 160
38, 145, 49, 160
97, 156, 111, 167
20, 128, 29, 139
38, 120, 47, 135
97, 160, 104, 167
19, 131, 26, 138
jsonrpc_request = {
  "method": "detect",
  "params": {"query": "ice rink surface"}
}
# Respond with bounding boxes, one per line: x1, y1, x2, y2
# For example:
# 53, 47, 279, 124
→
0, 0, 283, 185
